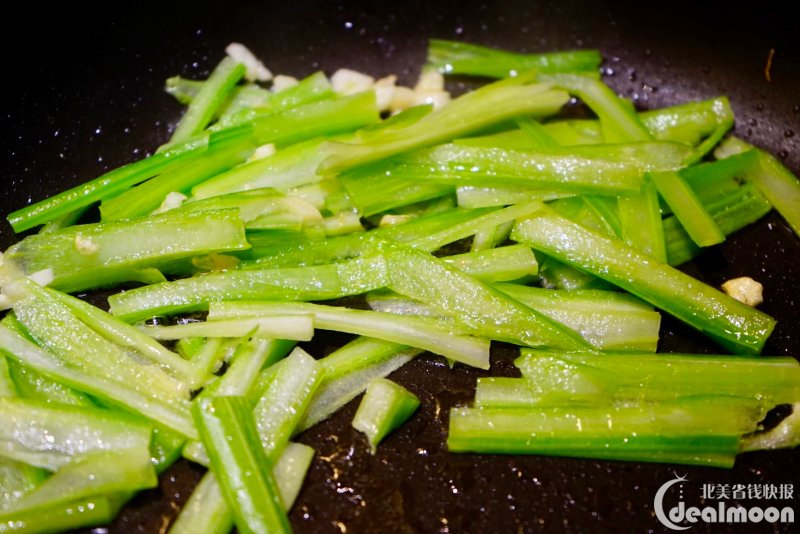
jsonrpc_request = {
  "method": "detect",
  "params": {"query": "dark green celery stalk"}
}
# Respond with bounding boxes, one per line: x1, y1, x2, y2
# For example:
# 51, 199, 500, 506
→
299, 337, 419, 431
427, 39, 602, 78
650, 171, 724, 247
4, 208, 249, 293
37, 206, 91, 234
7, 135, 210, 233
378, 240, 591, 351
192, 396, 291, 534
107, 255, 387, 322
167, 57, 246, 145
511, 207, 776, 354
447, 400, 759, 467
516, 117, 558, 147
318, 81, 570, 174
100, 143, 252, 221
208, 301, 491, 369
0, 324, 196, 439
352, 378, 420, 454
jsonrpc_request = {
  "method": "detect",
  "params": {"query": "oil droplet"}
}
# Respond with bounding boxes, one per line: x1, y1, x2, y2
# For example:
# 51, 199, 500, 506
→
784, 129, 795, 138
778, 150, 789, 159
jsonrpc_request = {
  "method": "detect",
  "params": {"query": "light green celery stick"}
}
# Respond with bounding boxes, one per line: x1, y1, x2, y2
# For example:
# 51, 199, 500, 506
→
640, 96, 734, 146
427, 39, 602, 78
139, 316, 313, 341
0, 449, 155, 517
470, 220, 514, 252
0, 355, 15, 397
8, 279, 190, 404
455, 186, 565, 208
181, 188, 323, 230
379, 241, 591, 351
6, 357, 95, 407
537, 255, 615, 291
617, 177, 668, 262
494, 284, 660, 352
541, 73, 651, 142
716, 138, 800, 235
250, 91, 379, 148
167, 57, 246, 145
0, 324, 196, 439
108, 255, 387, 323
5, 208, 249, 293
0, 496, 115, 534
209, 301, 491, 370
191, 138, 330, 199
192, 396, 291, 534
650, 171, 724, 247
7, 134, 210, 233
352, 378, 420, 454
0, 397, 152, 470
516, 350, 800, 406
339, 141, 691, 196
318, 81, 570, 174
442, 244, 538, 282
49, 290, 203, 387
252, 348, 321, 459
0, 457, 48, 511
516, 117, 558, 147
100, 144, 251, 220
171, 442, 313, 534
447, 400, 756, 467
299, 337, 419, 431
212, 71, 334, 130
37, 206, 90, 234
338, 172, 453, 217
511, 207, 776, 354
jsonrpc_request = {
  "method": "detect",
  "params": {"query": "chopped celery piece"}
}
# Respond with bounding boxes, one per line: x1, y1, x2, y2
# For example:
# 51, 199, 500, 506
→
352, 378, 420, 454
0, 496, 115, 534
108, 255, 387, 322
0, 397, 152, 471
251, 347, 321, 459
208, 301, 491, 369
427, 39, 602, 78
299, 337, 419, 431
0, 324, 196, 439
512, 207, 776, 354
378, 240, 591, 351
617, 177, 667, 262
192, 396, 291, 534
516, 350, 800, 406
7, 135, 210, 233
650, 171, 724, 247
272, 441, 315, 510
448, 401, 753, 467
441, 244, 538, 282
167, 471, 233, 534
5, 208, 249, 293
167, 57, 246, 145
319, 81, 569, 173
99, 144, 251, 221
339, 141, 691, 196
139, 315, 314, 341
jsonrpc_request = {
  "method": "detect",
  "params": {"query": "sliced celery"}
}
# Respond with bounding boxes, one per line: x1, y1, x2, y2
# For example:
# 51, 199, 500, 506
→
427, 39, 602, 78
167, 57, 246, 145
208, 301, 491, 369
5, 208, 249, 293
511, 207, 776, 354
352, 378, 420, 454
650, 171, 724, 247
139, 315, 313, 342
192, 396, 291, 534
108, 255, 387, 322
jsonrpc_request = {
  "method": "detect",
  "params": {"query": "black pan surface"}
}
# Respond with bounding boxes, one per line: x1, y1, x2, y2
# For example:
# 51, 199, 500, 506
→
2, 2, 799, 532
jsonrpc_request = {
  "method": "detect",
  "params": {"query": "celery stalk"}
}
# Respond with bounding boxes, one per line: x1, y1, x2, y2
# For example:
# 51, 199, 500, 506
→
352, 378, 420, 454
511, 207, 776, 354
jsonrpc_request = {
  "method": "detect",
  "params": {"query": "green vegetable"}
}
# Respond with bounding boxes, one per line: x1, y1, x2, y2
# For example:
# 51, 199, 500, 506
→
352, 378, 420, 454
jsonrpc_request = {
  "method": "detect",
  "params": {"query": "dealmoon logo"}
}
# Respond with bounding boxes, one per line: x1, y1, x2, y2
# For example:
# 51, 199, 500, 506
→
654, 475, 795, 530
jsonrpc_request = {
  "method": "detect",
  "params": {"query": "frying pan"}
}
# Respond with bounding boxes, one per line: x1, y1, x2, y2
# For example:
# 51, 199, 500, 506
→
2, 1, 798, 532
